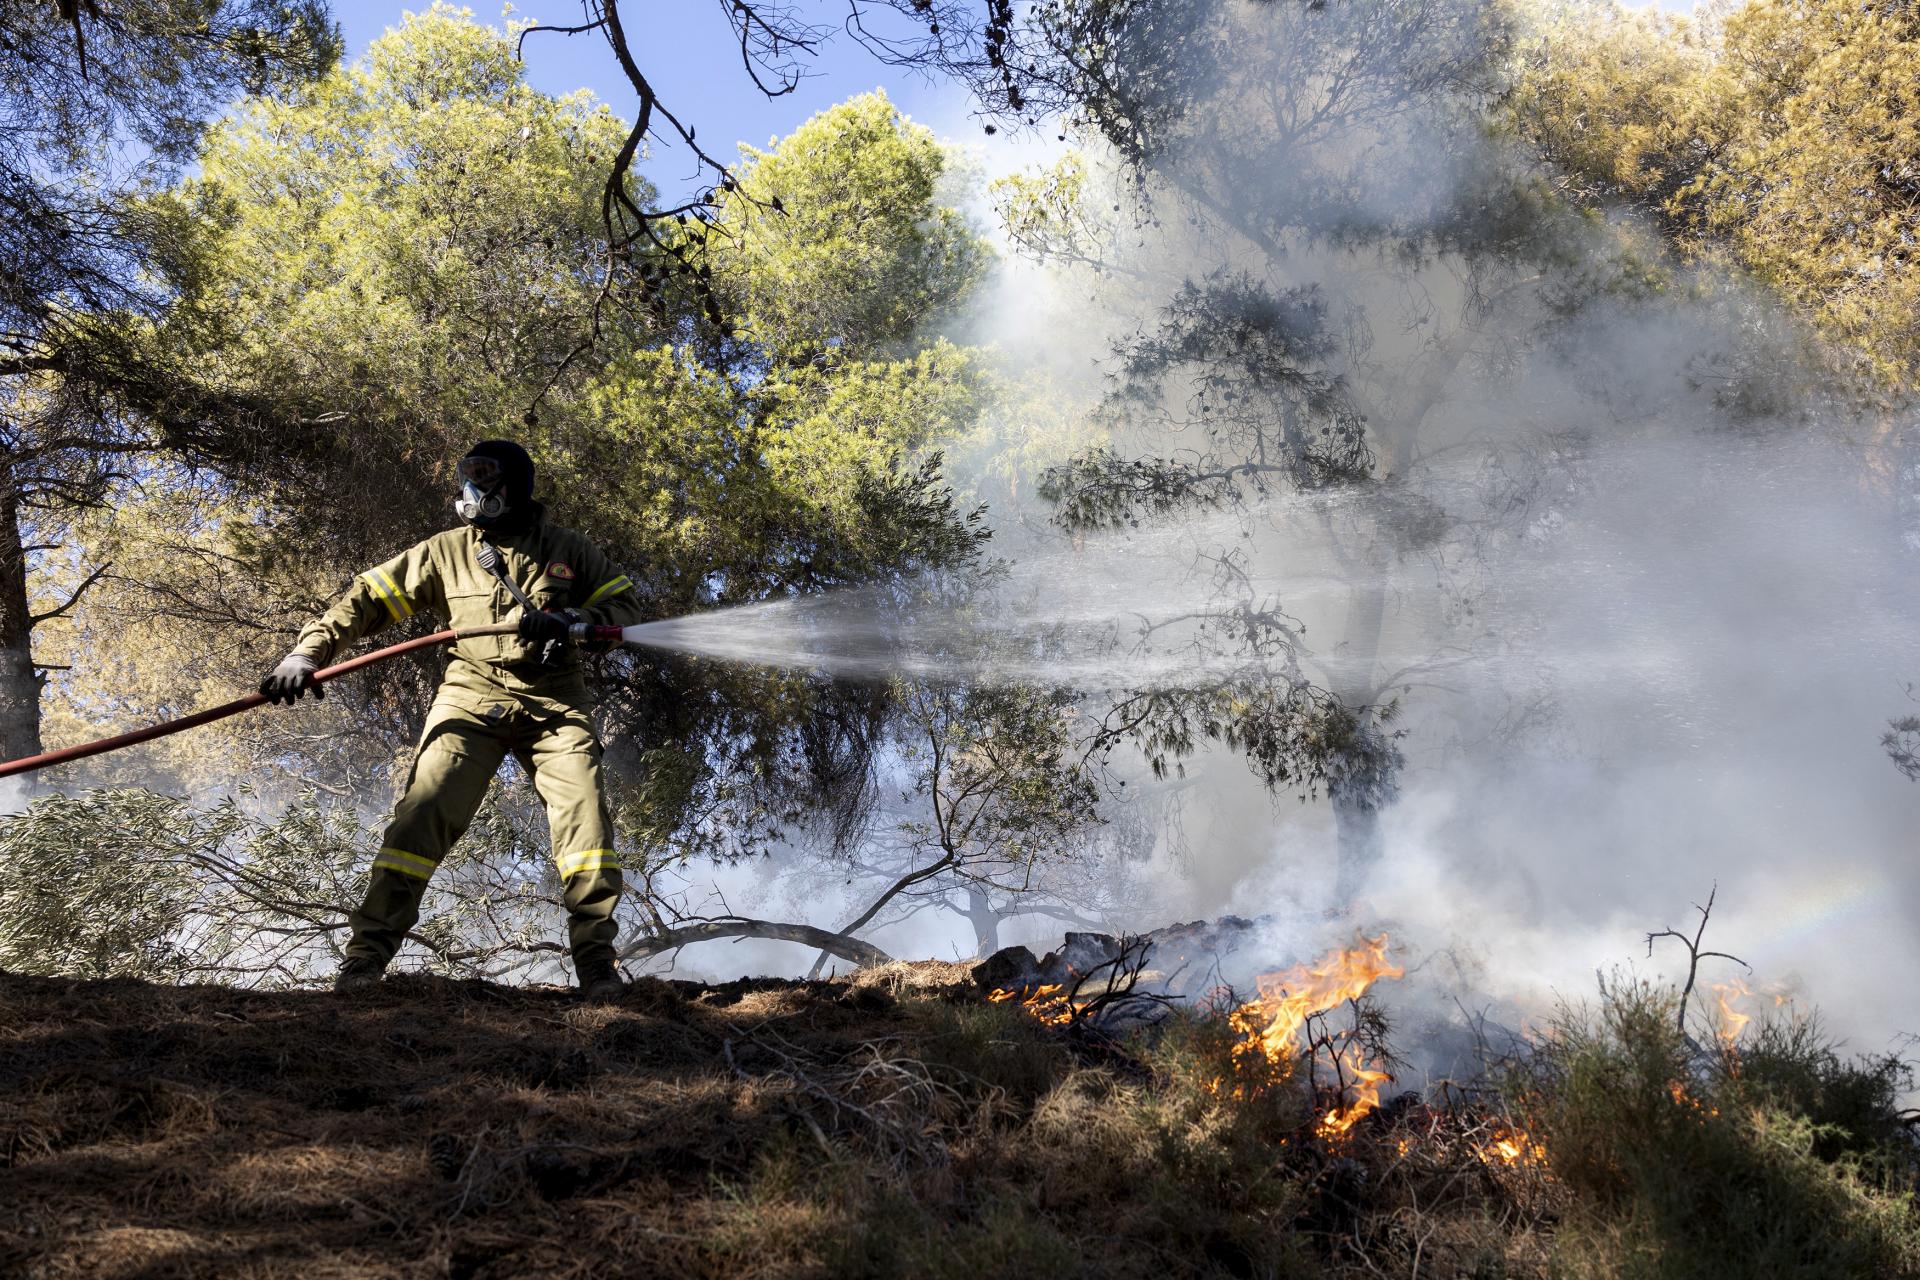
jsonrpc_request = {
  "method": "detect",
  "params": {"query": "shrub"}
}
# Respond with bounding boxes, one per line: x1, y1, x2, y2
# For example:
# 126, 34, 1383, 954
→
1508, 975, 1920, 1280
0, 785, 564, 985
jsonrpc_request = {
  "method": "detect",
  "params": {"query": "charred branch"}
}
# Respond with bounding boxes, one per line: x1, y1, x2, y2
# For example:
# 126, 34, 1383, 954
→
1646, 884, 1750, 1037
513, 17, 605, 57
624, 917, 890, 967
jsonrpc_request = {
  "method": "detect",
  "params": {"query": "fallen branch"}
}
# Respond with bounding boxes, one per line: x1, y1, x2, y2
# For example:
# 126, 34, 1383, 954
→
623, 918, 890, 967
1065, 934, 1177, 1031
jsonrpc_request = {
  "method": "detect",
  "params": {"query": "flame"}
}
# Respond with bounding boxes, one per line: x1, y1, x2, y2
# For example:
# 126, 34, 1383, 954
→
1707, 978, 1796, 1047
1316, 1059, 1395, 1138
1232, 934, 1405, 1065
1478, 1125, 1548, 1167
1226, 934, 1406, 1133
1709, 979, 1753, 1044
998, 934, 1409, 1139
988, 983, 1076, 1026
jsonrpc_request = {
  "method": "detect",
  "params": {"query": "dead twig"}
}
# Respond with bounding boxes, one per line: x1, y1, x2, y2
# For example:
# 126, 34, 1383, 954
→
1064, 935, 1179, 1037
1646, 883, 1749, 1037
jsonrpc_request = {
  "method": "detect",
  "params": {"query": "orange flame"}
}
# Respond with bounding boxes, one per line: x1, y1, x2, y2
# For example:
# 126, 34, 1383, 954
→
1227, 934, 1406, 1133
1478, 1126, 1548, 1167
1232, 934, 1405, 1065
1316, 1058, 1395, 1138
1707, 978, 1795, 1047
1709, 979, 1753, 1045
998, 934, 1408, 1137
988, 983, 1076, 1026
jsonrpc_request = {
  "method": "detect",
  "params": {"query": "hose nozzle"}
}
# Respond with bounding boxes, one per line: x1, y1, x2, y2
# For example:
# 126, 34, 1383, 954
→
569, 623, 626, 645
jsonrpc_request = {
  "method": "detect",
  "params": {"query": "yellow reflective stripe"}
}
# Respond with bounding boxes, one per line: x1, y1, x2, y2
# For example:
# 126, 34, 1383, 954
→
362, 568, 413, 623
557, 849, 620, 878
583, 576, 633, 607
376, 569, 414, 618
374, 847, 438, 880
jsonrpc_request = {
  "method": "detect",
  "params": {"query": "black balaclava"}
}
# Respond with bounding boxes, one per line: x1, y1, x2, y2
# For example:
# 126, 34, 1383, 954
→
454, 440, 536, 532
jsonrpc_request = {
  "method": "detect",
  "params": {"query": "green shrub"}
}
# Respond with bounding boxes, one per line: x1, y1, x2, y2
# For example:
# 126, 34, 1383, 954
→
0, 785, 575, 985
1510, 975, 1920, 1280
1729, 1015, 1916, 1172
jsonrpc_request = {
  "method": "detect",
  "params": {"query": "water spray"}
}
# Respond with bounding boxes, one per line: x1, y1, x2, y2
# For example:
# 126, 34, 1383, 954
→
0, 597, 1225, 783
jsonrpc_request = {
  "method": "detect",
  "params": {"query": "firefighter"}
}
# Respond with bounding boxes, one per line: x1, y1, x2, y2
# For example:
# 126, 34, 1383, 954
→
258, 441, 645, 999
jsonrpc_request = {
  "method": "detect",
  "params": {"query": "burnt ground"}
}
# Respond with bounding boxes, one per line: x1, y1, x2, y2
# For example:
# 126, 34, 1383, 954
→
0, 964, 990, 1280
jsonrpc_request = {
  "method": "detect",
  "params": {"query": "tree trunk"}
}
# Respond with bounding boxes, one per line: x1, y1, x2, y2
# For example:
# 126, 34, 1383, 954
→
1321, 353, 1461, 902
964, 887, 1001, 958
0, 474, 45, 771
1328, 571, 1389, 904
1329, 785, 1383, 907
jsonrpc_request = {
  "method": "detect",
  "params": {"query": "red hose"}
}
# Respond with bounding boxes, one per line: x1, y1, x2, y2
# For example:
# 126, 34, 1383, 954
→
0, 623, 519, 781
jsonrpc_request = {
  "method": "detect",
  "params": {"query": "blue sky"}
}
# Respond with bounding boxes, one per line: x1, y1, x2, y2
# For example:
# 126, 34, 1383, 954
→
324, 1, 982, 197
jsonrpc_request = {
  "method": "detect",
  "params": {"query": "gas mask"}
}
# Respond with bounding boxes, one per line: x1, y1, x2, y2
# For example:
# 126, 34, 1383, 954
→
453, 454, 510, 527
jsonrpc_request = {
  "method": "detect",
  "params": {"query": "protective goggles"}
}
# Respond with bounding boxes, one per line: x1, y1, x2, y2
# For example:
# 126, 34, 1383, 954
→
457, 455, 505, 489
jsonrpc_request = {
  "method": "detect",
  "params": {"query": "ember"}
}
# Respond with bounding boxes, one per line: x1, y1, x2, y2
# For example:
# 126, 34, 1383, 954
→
1668, 1080, 1721, 1120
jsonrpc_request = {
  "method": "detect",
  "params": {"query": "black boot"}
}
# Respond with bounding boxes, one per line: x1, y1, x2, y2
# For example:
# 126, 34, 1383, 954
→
574, 953, 624, 1004
333, 955, 386, 994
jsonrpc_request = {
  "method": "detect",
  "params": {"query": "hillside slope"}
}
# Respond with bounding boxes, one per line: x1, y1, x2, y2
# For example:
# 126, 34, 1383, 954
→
0, 965, 996, 1279
2, 965, 1914, 1279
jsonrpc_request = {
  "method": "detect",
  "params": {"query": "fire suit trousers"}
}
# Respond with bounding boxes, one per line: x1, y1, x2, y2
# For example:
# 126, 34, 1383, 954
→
343, 700, 623, 975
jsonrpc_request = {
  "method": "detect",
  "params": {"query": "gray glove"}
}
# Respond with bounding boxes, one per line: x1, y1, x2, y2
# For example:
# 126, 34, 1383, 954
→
260, 653, 323, 705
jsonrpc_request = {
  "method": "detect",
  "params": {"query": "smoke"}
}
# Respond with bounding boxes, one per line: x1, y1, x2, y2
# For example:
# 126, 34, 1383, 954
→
638, 0, 1920, 1068
1357, 419, 1920, 1056
997, 0, 1920, 1059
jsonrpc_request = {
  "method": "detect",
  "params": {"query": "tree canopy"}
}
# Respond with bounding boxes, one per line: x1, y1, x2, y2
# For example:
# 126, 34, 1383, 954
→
1510, 0, 1920, 389
0, 0, 339, 764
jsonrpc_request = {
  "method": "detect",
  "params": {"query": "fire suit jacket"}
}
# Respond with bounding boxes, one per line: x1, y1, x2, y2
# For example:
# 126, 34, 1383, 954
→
292, 508, 647, 717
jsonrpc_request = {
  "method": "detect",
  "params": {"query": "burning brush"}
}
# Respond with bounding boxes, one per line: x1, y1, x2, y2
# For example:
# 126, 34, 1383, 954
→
989, 931, 1411, 1142
1217, 933, 1407, 1138
987, 983, 1077, 1027
983, 935, 1176, 1033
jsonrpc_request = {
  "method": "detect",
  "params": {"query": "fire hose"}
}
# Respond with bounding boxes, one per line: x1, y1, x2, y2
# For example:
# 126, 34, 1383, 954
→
0, 620, 629, 782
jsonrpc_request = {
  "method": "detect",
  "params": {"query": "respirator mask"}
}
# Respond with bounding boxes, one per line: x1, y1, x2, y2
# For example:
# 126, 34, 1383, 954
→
453, 454, 509, 526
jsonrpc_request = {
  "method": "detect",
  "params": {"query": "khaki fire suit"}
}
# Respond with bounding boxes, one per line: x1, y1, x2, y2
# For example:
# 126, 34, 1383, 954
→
292, 511, 646, 973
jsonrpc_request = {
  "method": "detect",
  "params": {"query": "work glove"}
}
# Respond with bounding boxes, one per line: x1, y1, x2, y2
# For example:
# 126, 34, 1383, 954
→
517, 609, 573, 649
260, 653, 323, 705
